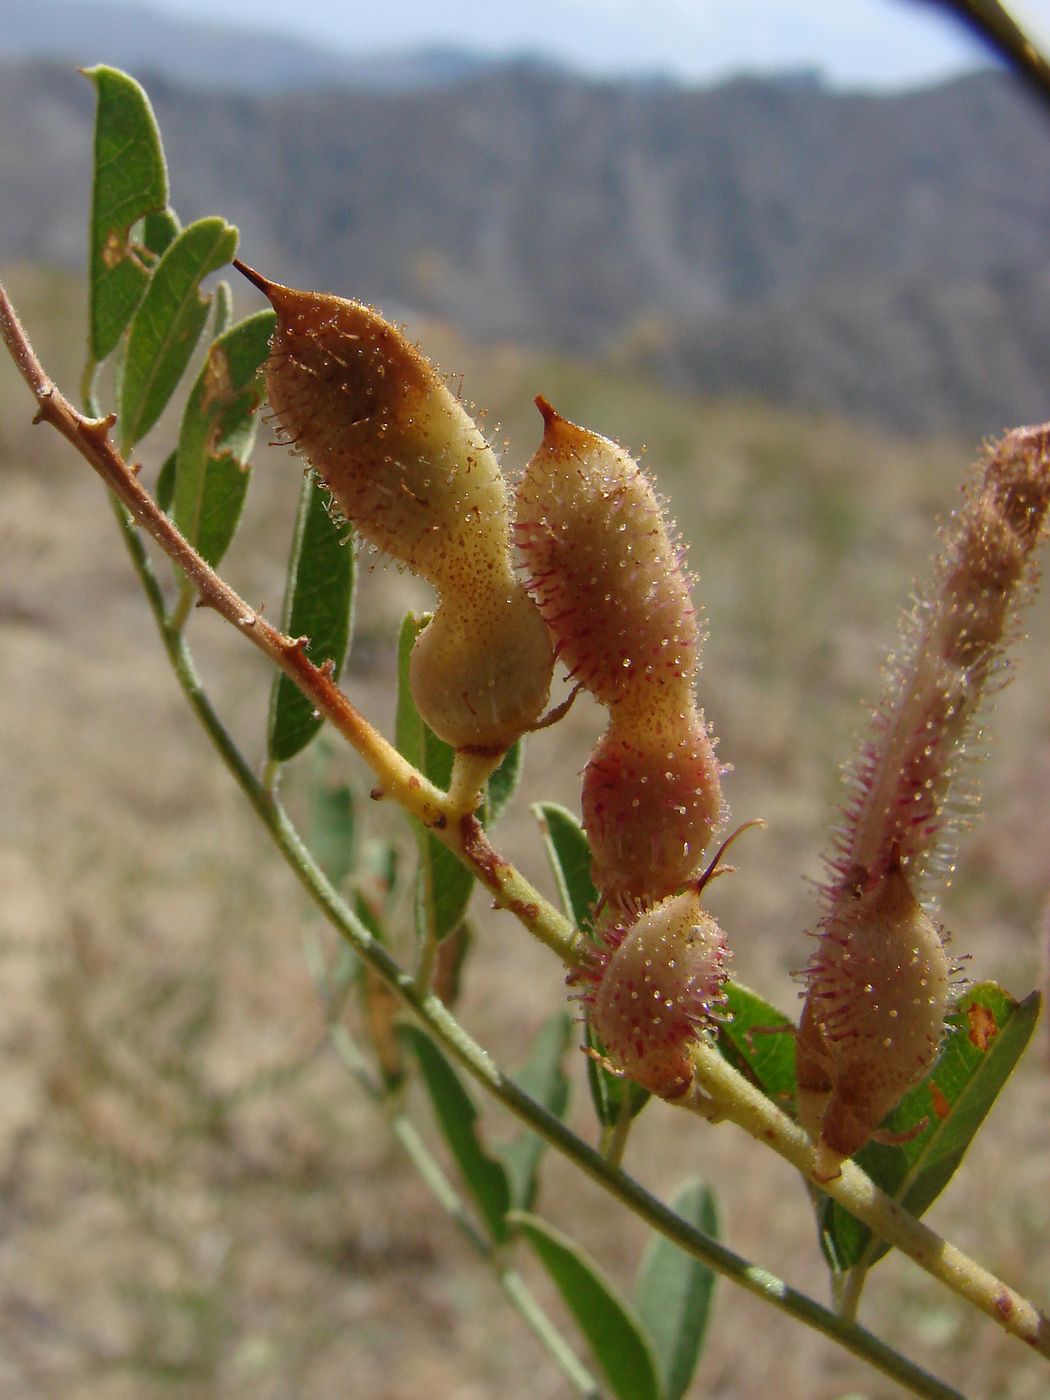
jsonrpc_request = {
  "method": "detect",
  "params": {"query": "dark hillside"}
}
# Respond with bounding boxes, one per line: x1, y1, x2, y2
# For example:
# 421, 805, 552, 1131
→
3, 59, 1049, 433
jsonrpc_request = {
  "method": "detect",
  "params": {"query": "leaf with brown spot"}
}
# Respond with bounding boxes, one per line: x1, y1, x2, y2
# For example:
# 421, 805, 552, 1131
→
86, 67, 170, 361
929, 1080, 951, 1121
967, 1002, 999, 1051
174, 310, 274, 569
818, 982, 1040, 1274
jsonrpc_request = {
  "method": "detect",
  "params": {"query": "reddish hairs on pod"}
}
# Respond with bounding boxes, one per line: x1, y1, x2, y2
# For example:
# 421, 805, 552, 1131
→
569, 828, 760, 1098
235, 262, 553, 754
516, 399, 723, 906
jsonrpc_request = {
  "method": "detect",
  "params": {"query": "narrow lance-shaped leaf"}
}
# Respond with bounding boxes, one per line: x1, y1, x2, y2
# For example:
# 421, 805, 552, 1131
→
141, 207, 180, 260
309, 777, 358, 894
155, 449, 176, 514
483, 739, 523, 827
716, 981, 797, 1106
119, 215, 239, 452
499, 1010, 572, 1209
635, 1179, 719, 1400
268, 474, 356, 763
534, 803, 649, 1126
819, 982, 1040, 1273
406, 1028, 512, 1244
512, 1212, 662, 1400
534, 802, 597, 934
211, 278, 233, 337
85, 66, 169, 362
396, 613, 475, 941
584, 1022, 651, 1129
174, 309, 274, 569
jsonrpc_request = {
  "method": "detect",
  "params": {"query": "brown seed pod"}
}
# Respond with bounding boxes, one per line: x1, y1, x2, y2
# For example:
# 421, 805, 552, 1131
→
575, 884, 730, 1099
581, 710, 724, 907
516, 398, 723, 903
516, 398, 699, 707
796, 857, 952, 1179
235, 263, 553, 752
408, 583, 555, 751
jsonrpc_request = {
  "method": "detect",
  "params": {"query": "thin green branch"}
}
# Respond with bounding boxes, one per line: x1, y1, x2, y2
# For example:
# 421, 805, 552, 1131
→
681, 1041, 1050, 1358
327, 1014, 600, 1393
0, 278, 581, 967
102, 494, 959, 1397
0, 277, 1024, 1396
601, 1093, 635, 1170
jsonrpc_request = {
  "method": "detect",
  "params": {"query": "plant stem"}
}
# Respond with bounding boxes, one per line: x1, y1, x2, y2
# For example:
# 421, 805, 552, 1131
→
681, 1040, 1050, 1357
941, 0, 1050, 114
96, 491, 961, 1396
602, 1092, 634, 1169
388, 1113, 601, 1398
837, 1265, 867, 1326
327, 1023, 600, 1395
0, 280, 1025, 1396
0, 280, 582, 968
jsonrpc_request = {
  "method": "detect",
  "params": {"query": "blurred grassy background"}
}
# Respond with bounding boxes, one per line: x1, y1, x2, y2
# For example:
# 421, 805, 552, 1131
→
1, 261, 1048, 1398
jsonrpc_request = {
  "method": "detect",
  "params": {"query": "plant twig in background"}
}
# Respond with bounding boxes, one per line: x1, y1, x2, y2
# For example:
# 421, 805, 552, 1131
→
937, 0, 1050, 112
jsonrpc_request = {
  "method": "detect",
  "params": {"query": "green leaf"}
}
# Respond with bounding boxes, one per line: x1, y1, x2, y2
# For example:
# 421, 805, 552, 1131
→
512, 1212, 662, 1400
819, 982, 1040, 1273
268, 474, 356, 762
533, 802, 597, 933
532, 804, 650, 1125
716, 981, 797, 1105
309, 780, 358, 894
483, 740, 523, 827
119, 215, 239, 451
584, 1020, 652, 1129
396, 614, 475, 941
499, 1010, 572, 1209
155, 449, 176, 514
407, 1028, 512, 1244
142, 207, 180, 260
212, 279, 233, 337
635, 1179, 718, 1400
85, 66, 169, 363
431, 918, 473, 1007
173, 310, 274, 568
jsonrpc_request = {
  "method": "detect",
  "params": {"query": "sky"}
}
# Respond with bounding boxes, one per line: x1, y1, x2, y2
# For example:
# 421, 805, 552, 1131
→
112, 0, 1050, 89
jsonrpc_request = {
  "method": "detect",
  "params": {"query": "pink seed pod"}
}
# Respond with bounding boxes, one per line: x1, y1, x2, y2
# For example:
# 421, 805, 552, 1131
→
516, 398, 723, 904
516, 398, 699, 706
575, 884, 730, 1099
581, 711, 723, 907
235, 263, 553, 752
823, 424, 1050, 909
796, 856, 951, 1179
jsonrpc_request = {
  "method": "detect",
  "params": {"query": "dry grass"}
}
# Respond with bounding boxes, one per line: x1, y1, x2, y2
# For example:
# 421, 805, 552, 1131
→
1, 263, 1048, 1398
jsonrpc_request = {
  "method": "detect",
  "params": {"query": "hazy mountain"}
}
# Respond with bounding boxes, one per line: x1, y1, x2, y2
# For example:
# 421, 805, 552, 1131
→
0, 0, 508, 91
3, 56, 1049, 436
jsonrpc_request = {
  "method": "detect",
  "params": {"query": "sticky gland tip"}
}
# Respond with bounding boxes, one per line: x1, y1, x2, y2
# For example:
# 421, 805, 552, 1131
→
534, 394, 558, 428
232, 259, 275, 297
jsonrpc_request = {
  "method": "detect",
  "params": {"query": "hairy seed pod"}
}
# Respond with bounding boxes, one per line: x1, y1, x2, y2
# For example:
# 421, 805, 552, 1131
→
236, 263, 553, 751
575, 885, 730, 1099
796, 858, 951, 1179
517, 398, 722, 903
823, 423, 1050, 908
516, 399, 699, 707
581, 712, 723, 906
